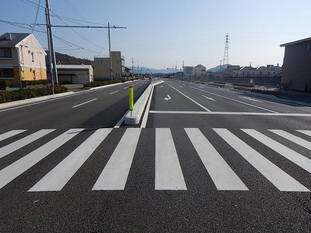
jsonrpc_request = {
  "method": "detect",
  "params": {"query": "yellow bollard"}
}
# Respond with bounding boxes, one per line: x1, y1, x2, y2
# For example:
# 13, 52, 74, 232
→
129, 86, 134, 115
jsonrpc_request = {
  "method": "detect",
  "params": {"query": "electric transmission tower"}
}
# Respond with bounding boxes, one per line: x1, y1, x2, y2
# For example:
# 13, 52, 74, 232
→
222, 33, 229, 66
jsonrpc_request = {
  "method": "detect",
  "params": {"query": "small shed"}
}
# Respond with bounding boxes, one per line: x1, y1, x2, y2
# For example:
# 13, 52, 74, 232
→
281, 37, 311, 92
56, 65, 93, 84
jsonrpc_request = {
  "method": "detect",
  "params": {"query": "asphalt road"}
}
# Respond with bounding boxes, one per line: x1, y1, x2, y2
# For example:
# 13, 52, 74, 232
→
0, 79, 149, 130
1, 78, 311, 233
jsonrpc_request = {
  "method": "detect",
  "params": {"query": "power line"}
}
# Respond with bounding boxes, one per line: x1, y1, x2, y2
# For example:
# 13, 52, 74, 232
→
31, 0, 41, 33
18, 0, 106, 26
0, 19, 95, 52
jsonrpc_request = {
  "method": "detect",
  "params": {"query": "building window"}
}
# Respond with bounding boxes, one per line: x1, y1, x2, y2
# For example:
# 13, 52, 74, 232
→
31, 52, 34, 62
0, 68, 14, 78
0, 48, 12, 58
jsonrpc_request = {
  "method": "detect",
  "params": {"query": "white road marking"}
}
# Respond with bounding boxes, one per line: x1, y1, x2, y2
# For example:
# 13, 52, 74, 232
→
123, 86, 128, 89
240, 96, 261, 102
185, 128, 248, 190
29, 128, 111, 192
0, 129, 83, 190
215, 128, 309, 192
114, 110, 129, 128
202, 95, 216, 101
242, 129, 311, 173
141, 86, 154, 128
155, 128, 187, 190
0, 129, 55, 158
168, 85, 211, 112
297, 130, 311, 137
72, 98, 97, 108
92, 128, 141, 190
164, 94, 172, 101
109, 90, 119, 95
148, 110, 311, 117
0, 130, 26, 142
270, 130, 311, 151
190, 86, 277, 113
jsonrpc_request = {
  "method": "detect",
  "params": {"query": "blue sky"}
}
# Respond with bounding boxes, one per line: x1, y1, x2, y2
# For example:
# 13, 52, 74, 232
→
1, 0, 311, 69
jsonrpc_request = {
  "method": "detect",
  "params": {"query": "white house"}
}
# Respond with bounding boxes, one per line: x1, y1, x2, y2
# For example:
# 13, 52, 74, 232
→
193, 64, 206, 76
56, 65, 94, 84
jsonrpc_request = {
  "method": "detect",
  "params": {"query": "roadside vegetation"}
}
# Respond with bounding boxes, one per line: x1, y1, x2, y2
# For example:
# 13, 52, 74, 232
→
0, 80, 67, 103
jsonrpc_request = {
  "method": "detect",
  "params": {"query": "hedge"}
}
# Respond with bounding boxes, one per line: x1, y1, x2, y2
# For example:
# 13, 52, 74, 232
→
0, 86, 67, 103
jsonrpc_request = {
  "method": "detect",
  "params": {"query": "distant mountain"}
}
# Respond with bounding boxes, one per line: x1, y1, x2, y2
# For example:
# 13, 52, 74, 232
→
46, 51, 93, 65
208, 64, 229, 72
132, 67, 182, 74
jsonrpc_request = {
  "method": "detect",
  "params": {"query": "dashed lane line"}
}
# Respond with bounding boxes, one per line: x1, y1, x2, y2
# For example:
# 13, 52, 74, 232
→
72, 98, 97, 108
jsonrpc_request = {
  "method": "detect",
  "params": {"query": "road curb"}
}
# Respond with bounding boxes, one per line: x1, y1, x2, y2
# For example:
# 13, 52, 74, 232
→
89, 80, 139, 90
0, 91, 75, 110
124, 80, 163, 125
0, 80, 141, 111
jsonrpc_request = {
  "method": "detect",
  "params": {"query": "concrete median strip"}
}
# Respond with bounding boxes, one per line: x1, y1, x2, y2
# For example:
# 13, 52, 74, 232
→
124, 80, 164, 125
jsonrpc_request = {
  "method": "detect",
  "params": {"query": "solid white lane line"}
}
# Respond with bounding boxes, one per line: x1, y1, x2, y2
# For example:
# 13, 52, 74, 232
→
240, 96, 261, 102
0, 130, 26, 142
92, 128, 141, 190
202, 95, 216, 101
155, 128, 187, 190
242, 129, 311, 173
185, 128, 248, 190
168, 85, 211, 112
297, 130, 311, 137
114, 110, 129, 128
215, 128, 309, 192
270, 130, 311, 151
141, 86, 154, 128
109, 90, 119, 95
123, 86, 128, 89
190, 86, 277, 113
148, 110, 311, 116
0, 129, 83, 190
72, 98, 97, 108
0, 129, 55, 159
29, 128, 111, 192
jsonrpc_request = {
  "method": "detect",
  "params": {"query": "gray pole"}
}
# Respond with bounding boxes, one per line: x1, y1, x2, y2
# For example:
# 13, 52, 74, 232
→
132, 57, 134, 76
45, 0, 55, 94
45, 0, 58, 86
108, 22, 112, 79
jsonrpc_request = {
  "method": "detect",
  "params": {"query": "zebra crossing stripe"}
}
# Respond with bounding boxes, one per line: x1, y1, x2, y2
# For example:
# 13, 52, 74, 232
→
0, 129, 84, 190
0, 130, 26, 142
242, 129, 311, 173
215, 128, 309, 192
185, 128, 248, 191
29, 128, 112, 192
155, 128, 187, 190
92, 128, 141, 190
270, 130, 311, 151
297, 130, 311, 137
0, 129, 55, 159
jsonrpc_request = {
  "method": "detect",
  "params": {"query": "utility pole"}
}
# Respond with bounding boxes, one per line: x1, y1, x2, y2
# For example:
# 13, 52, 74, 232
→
45, 0, 58, 91
35, 22, 126, 82
108, 22, 112, 79
131, 58, 134, 76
